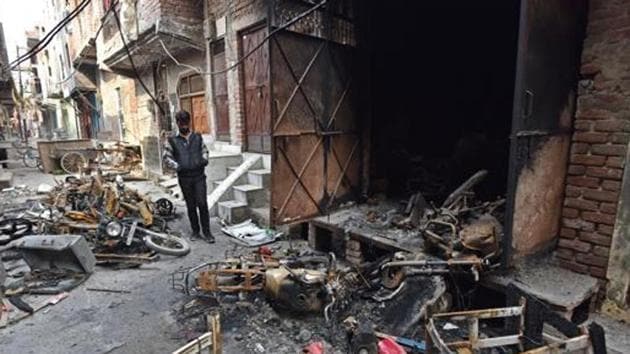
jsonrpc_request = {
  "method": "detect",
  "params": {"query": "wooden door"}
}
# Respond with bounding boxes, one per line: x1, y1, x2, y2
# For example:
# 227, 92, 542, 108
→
191, 95, 209, 134
241, 26, 271, 153
505, 0, 587, 261
179, 73, 209, 134
212, 40, 230, 141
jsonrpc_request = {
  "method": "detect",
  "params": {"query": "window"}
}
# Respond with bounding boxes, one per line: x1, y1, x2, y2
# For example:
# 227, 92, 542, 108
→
177, 73, 204, 97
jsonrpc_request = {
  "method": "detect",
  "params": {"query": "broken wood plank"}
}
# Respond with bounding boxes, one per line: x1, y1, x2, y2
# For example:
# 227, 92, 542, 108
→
172, 332, 213, 354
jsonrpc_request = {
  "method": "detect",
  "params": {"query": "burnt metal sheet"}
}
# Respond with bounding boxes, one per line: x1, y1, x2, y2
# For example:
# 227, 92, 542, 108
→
270, 29, 360, 225
504, 0, 587, 263
241, 26, 272, 153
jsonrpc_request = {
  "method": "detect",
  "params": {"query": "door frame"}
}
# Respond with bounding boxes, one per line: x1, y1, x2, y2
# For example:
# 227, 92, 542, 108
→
177, 71, 210, 134
238, 21, 271, 153
210, 37, 231, 142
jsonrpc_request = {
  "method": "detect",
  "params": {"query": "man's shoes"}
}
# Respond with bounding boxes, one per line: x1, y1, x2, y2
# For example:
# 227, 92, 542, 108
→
202, 233, 215, 244
190, 231, 201, 240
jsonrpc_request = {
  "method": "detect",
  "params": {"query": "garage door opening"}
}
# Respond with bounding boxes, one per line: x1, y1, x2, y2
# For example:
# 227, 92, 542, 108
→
368, 0, 521, 205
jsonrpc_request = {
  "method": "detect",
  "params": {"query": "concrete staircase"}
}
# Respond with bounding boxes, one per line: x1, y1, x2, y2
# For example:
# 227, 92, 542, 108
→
207, 151, 271, 226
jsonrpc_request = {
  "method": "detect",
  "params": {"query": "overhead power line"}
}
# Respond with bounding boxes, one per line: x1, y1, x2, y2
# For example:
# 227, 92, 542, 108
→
10, 0, 93, 70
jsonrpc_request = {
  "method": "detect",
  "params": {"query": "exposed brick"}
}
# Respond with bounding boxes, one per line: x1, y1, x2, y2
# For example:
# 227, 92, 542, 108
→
600, 202, 618, 214
558, 238, 592, 253
581, 211, 616, 225
573, 121, 593, 132
577, 254, 609, 267
602, 180, 622, 192
567, 165, 587, 176
594, 119, 630, 132
556, 248, 574, 260
582, 189, 619, 202
611, 132, 630, 144
589, 266, 607, 279
562, 218, 595, 231
573, 132, 609, 143
580, 63, 601, 76
606, 156, 625, 168
579, 232, 612, 246
564, 197, 599, 211
560, 227, 577, 238
562, 207, 579, 218
559, 260, 589, 274
597, 224, 614, 236
570, 154, 606, 166
571, 143, 591, 154
585, 166, 623, 179
593, 246, 610, 258
566, 176, 600, 188
590, 144, 627, 156
565, 185, 582, 197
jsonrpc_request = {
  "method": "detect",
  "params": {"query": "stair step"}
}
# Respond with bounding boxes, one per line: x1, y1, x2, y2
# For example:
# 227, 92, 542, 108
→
213, 181, 233, 201
233, 184, 267, 208
159, 177, 179, 188
218, 200, 249, 224
247, 169, 271, 188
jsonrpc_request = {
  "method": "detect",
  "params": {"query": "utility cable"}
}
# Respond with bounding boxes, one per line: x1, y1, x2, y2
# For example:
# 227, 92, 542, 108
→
112, 5, 166, 116
10, 0, 92, 69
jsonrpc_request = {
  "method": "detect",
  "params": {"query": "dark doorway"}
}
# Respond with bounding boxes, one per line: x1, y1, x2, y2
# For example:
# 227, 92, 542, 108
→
368, 0, 521, 204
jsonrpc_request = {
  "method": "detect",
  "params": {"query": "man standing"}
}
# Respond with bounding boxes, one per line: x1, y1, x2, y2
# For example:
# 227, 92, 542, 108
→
162, 111, 214, 243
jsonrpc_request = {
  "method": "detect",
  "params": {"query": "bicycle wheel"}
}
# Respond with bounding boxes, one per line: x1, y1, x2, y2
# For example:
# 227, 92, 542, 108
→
22, 148, 40, 168
60, 152, 88, 174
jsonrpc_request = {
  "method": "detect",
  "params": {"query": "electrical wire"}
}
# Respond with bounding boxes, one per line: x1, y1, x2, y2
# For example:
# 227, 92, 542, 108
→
111, 5, 166, 116
10, 0, 93, 69
155, 0, 328, 77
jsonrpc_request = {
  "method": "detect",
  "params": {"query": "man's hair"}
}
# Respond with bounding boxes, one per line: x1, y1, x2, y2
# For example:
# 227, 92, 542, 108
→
175, 111, 191, 125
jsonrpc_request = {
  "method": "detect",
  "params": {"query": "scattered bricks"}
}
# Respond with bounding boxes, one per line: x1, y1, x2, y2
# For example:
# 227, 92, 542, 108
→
582, 188, 619, 202
581, 211, 616, 225
565, 197, 599, 211
567, 176, 600, 188
585, 166, 623, 179
562, 218, 595, 231
565, 185, 582, 197
560, 227, 577, 238
577, 254, 609, 268
555, 248, 574, 261
562, 207, 579, 218
594, 119, 630, 132
571, 143, 591, 154
602, 180, 621, 192
559, 260, 589, 274
567, 165, 587, 175
570, 154, 606, 166
590, 144, 627, 156
558, 238, 592, 253
592, 246, 610, 258
600, 202, 618, 214
597, 224, 614, 236
573, 132, 609, 143
589, 267, 607, 279
606, 156, 625, 168
573, 121, 592, 132
611, 132, 630, 144
579, 231, 612, 246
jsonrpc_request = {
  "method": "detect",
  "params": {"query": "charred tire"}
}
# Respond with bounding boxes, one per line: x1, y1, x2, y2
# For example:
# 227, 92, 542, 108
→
142, 229, 190, 256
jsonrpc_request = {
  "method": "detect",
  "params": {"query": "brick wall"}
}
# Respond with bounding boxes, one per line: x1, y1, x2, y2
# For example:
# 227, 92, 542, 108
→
556, 0, 630, 280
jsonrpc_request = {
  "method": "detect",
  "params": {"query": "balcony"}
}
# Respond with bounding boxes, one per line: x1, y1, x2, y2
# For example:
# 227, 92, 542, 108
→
99, 0, 204, 75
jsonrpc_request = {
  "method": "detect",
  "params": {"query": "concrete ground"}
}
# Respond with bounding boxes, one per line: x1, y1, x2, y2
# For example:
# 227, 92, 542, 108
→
0, 167, 239, 354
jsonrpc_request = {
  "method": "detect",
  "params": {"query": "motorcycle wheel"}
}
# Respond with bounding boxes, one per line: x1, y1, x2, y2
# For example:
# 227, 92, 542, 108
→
142, 229, 190, 256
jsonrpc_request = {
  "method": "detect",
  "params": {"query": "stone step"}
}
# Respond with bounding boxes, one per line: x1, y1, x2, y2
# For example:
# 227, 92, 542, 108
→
233, 184, 267, 208
159, 177, 179, 188
217, 200, 249, 224
249, 206, 271, 227
205, 153, 243, 183
247, 169, 271, 188
212, 180, 234, 201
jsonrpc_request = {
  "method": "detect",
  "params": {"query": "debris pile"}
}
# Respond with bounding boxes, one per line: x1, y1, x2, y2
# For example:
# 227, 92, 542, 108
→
1, 175, 187, 266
